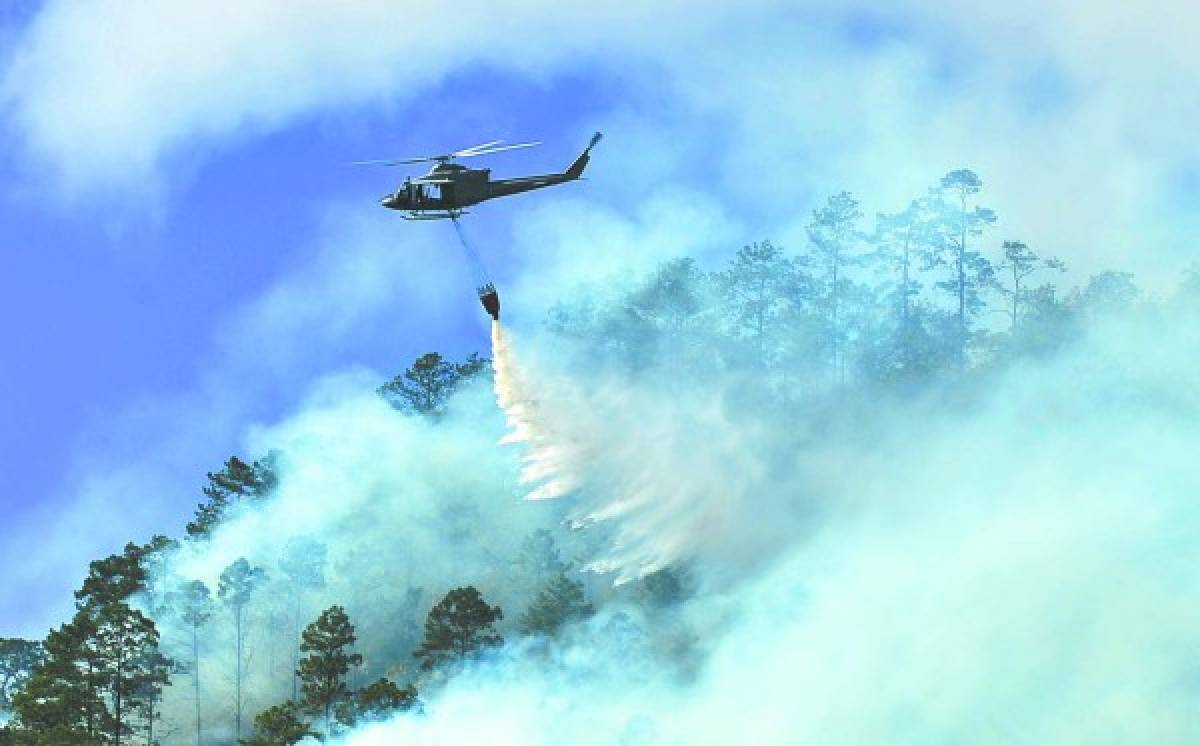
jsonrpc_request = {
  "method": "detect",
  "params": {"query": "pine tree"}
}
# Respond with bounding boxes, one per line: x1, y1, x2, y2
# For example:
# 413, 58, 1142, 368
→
638, 567, 689, 608
413, 587, 503, 671
187, 454, 279, 539
242, 701, 316, 746
996, 240, 1065, 330
0, 639, 42, 711
872, 200, 925, 330
928, 169, 998, 365
297, 605, 362, 735
278, 537, 327, 702
129, 649, 172, 746
807, 191, 865, 381
10, 613, 109, 742
377, 352, 489, 417
218, 558, 266, 742
716, 240, 801, 370
518, 573, 593, 637
74, 535, 174, 609
20, 537, 174, 746
91, 602, 166, 744
176, 579, 214, 746
862, 195, 955, 383
626, 258, 711, 371
335, 677, 418, 728
516, 529, 568, 588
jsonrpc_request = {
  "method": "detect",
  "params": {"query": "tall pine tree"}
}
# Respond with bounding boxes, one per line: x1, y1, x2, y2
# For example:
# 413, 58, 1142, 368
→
413, 587, 503, 671
297, 605, 362, 736
519, 574, 593, 637
929, 169, 997, 366
218, 557, 266, 742
175, 579, 214, 746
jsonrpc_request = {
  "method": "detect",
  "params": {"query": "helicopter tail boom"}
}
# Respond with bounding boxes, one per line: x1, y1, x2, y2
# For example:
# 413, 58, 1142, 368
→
565, 131, 603, 179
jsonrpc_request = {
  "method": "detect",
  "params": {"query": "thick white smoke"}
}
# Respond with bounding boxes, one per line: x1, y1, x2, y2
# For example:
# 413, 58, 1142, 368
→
329, 296, 1200, 744
137, 371, 593, 742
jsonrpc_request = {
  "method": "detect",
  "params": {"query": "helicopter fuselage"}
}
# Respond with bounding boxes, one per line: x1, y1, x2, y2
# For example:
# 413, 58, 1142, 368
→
380, 133, 600, 219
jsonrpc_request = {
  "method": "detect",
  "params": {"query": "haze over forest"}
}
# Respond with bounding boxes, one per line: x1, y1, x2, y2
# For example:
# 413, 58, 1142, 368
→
4, 165, 1200, 743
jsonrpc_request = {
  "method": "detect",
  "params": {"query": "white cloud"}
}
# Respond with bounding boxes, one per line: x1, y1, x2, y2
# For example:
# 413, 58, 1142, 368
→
0, 0, 741, 194
4, 1, 1198, 285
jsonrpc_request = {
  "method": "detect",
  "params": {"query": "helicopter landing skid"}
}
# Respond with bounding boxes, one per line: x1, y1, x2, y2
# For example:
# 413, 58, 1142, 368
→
401, 210, 468, 221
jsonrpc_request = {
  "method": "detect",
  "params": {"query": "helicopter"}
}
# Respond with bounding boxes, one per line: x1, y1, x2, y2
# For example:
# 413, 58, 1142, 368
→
356, 132, 603, 220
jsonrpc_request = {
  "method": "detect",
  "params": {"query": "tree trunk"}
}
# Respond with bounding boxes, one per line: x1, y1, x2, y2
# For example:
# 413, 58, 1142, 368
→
86, 659, 96, 741
235, 607, 243, 742
832, 246, 841, 382
958, 196, 968, 367
1011, 263, 1021, 331
146, 691, 156, 746
193, 622, 201, 746
114, 651, 124, 746
292, 601, 300, 703
756, 276, 766, 369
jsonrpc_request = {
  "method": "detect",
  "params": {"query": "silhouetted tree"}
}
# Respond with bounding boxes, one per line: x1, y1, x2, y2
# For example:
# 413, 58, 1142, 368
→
242, 701, 316, 746
637, 567, 690, 608
413, 587, 503, 671
519, 574, 593, 637
378, 352, 489, 417
297, 605, 362, 735
10, 613, 108, 742
335, 677, 419, 728
91, 601, 167, 744
187, 454, 279, 539
129, 648, 172, 746
74, 535, 174, 610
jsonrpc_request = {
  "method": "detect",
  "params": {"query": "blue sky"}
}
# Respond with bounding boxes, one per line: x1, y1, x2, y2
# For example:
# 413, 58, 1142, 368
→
0, 63, 630, 634
2, 1, 1198, 637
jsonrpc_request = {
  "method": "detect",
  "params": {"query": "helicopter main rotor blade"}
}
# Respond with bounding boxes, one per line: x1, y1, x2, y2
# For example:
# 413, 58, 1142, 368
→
351, 139, 541, 166
350, 158, 409, 166
452, 140, 504, 156
455, 141, 542, 157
